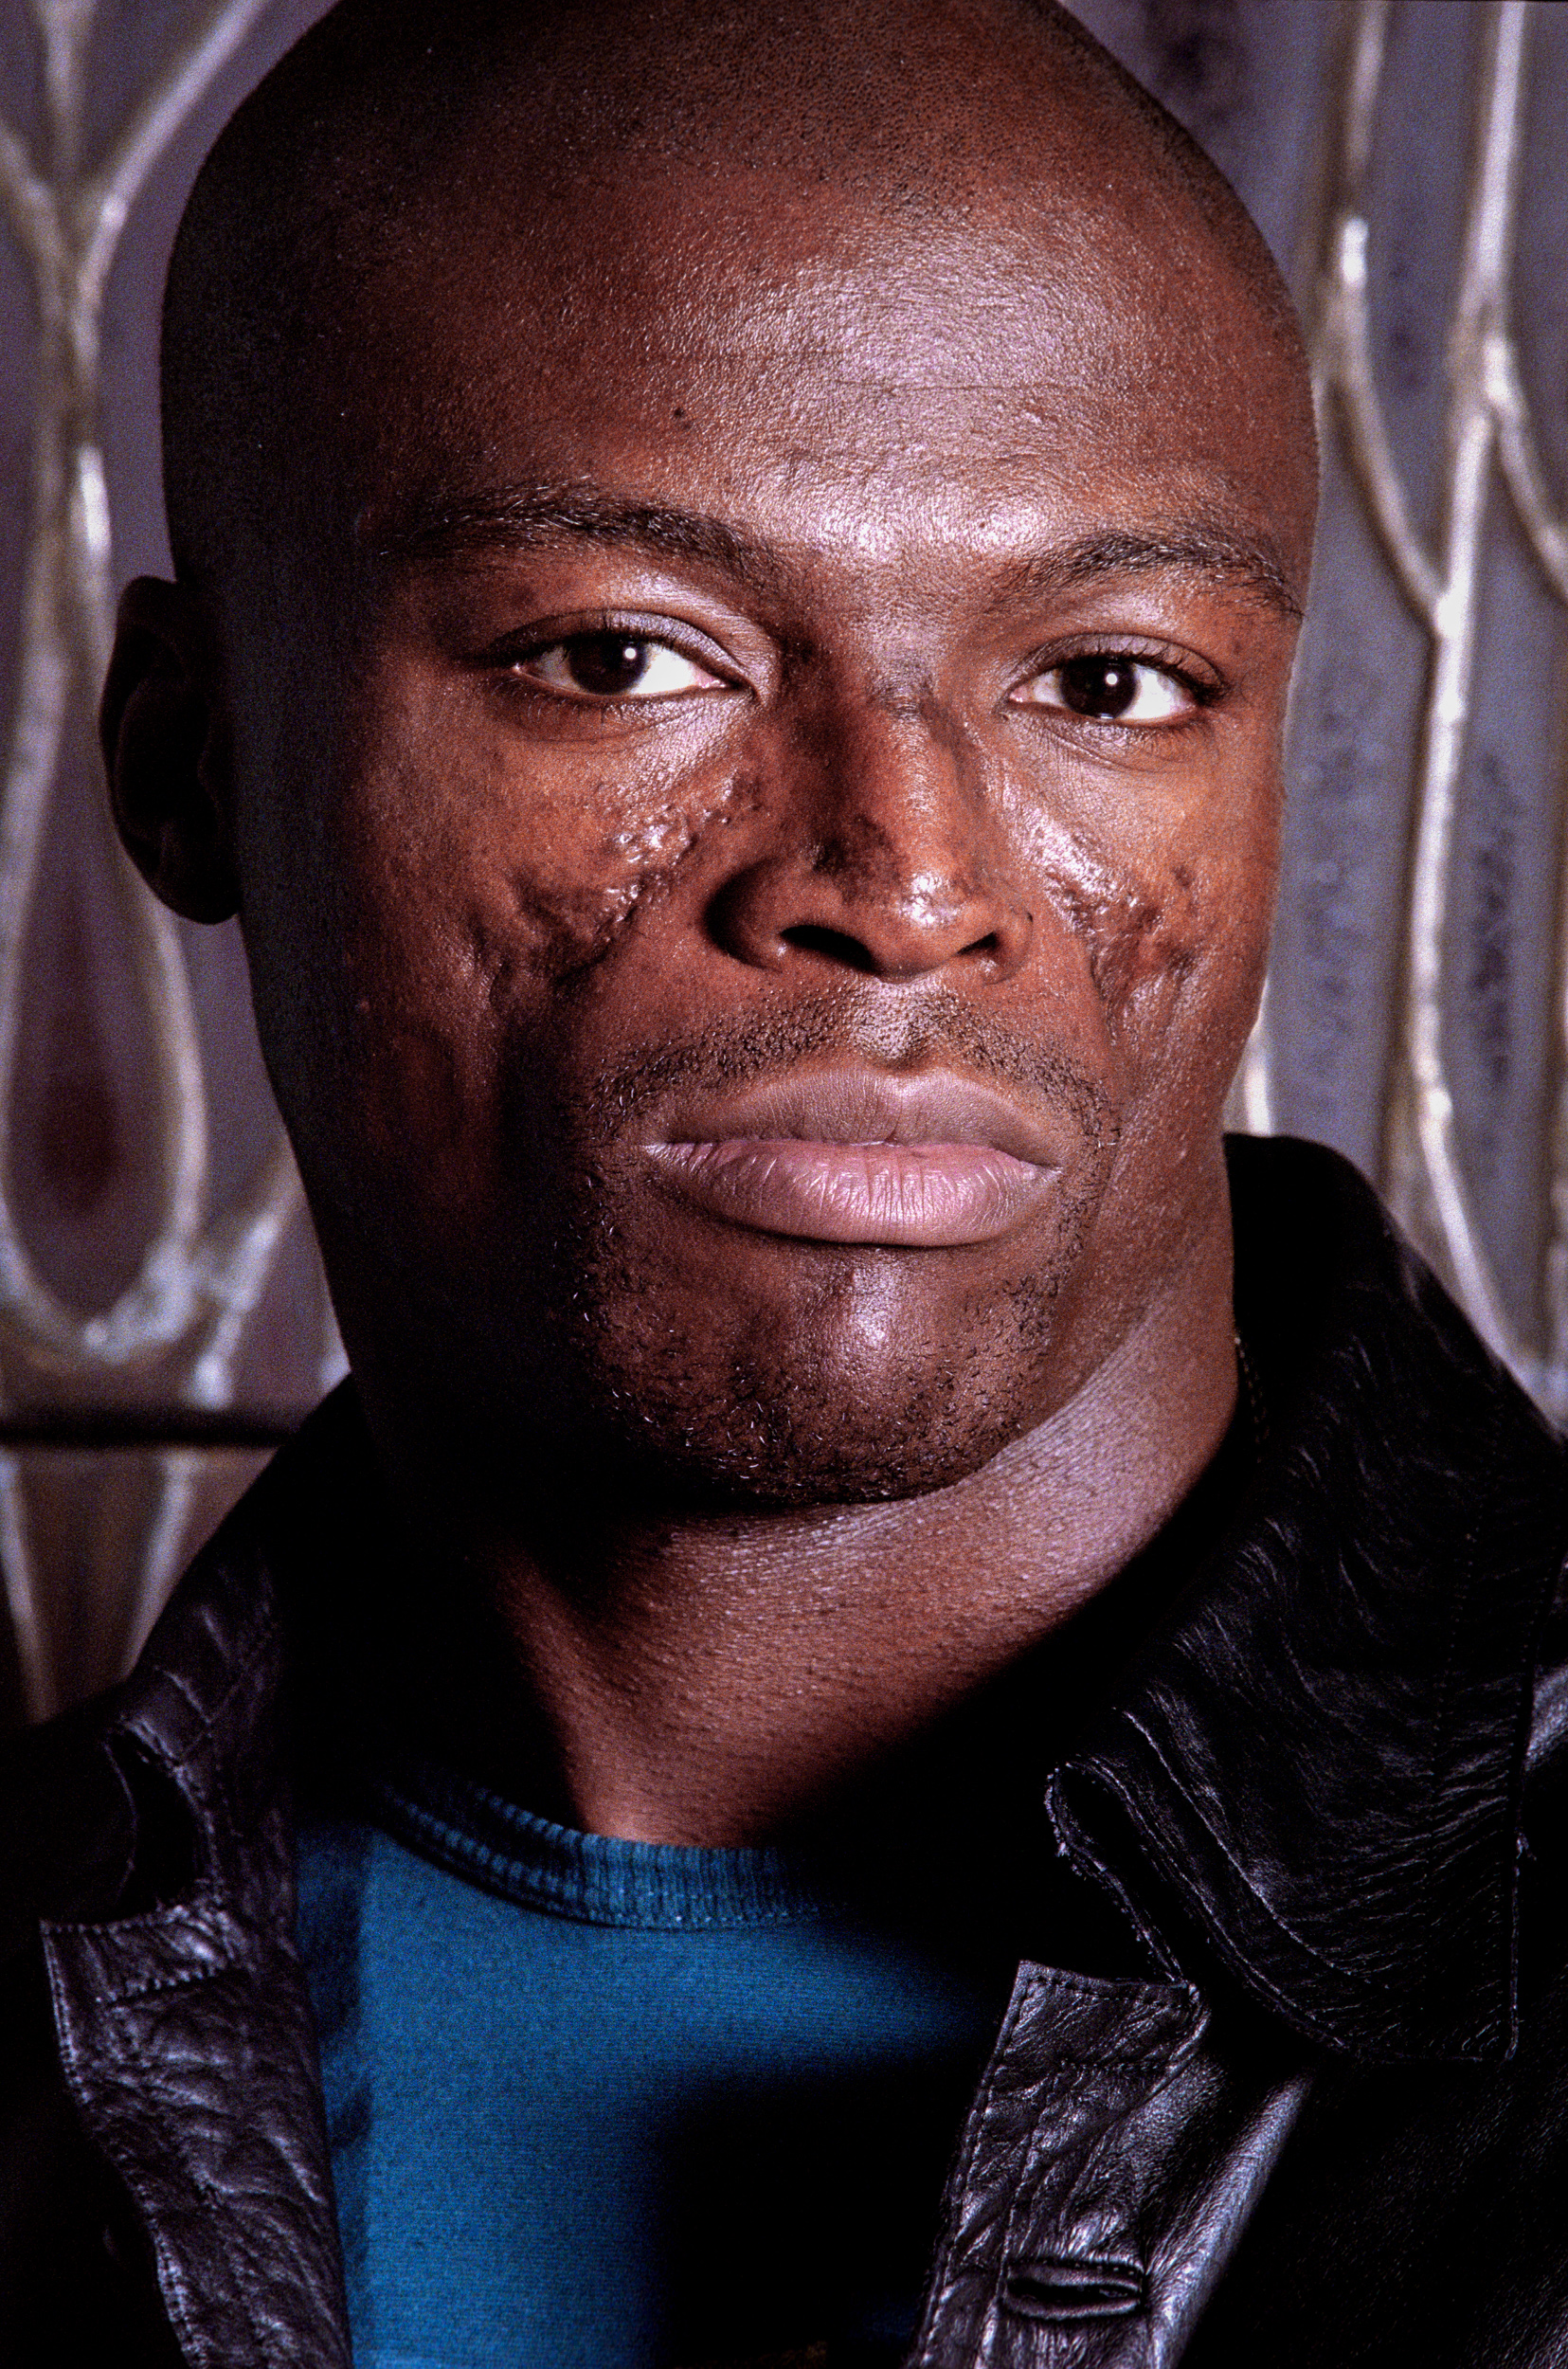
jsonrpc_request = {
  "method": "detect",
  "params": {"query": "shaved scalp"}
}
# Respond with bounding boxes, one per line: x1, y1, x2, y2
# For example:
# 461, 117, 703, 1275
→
160, 0, 1309, 606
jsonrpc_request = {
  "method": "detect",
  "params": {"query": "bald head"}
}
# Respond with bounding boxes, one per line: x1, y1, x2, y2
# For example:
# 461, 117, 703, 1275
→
160, 0, 1311, 608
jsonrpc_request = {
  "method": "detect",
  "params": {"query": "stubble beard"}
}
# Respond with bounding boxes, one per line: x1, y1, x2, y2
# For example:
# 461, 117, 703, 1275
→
469, 986, 1120, 1513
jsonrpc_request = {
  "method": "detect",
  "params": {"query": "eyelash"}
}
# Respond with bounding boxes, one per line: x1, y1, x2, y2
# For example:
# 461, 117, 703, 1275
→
495, 617, 739, 701
487, 623, 1223, 726
1016, 642, 1220, 710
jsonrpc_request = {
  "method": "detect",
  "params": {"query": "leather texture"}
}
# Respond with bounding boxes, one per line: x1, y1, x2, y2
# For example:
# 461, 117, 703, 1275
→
909, 1969, 1308, 2368
4, 1134, 1568, 2369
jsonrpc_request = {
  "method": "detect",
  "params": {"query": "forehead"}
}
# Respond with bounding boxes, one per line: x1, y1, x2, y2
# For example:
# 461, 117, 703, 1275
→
323, 148, 1312, 596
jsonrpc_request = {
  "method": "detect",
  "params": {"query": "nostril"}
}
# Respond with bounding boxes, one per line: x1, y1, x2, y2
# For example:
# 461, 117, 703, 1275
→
779, 922, 880, 972
960, 929, 1004, 964
1000, 2255, 1146, 2324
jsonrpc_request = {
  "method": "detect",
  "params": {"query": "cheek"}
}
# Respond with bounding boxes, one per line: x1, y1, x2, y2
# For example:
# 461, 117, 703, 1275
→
365, 672, 757, 979
1016, 768, 1277, 1068
327, 724, 754, 1184
492, 761, 757, 973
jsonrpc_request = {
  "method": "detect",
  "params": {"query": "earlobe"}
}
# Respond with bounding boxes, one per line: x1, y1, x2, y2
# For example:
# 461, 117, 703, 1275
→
99, 575, 241, 924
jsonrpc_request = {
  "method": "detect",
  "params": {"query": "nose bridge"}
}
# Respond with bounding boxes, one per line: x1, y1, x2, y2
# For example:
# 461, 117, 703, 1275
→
706, 664, 1033, 985
825, 672, 989, 894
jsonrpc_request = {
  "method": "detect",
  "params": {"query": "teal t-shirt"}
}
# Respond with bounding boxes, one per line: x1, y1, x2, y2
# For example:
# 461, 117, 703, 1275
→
296, 1761, 1016, 2369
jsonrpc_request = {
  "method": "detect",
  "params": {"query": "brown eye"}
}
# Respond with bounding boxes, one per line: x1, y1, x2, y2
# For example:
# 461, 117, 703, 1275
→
1058, 656, 1140, 717
562, 635, 655, 695
519, 633, 725, 699
1013, 653, 1193, 724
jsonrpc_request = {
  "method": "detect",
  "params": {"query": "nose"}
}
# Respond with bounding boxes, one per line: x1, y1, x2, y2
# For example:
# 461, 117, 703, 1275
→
708, 680, 1033, 986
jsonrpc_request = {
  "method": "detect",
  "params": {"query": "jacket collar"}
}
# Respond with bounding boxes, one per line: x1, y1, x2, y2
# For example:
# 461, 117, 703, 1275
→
1050, 1134, 1568, 2065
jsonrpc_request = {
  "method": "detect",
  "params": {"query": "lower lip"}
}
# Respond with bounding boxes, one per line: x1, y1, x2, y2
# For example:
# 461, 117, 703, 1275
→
646, 1138, 1053, 1246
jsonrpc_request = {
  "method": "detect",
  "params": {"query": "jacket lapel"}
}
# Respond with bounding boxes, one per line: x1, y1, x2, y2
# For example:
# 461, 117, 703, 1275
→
36, 1520, 351, 2368
43, 1895, 350, 2369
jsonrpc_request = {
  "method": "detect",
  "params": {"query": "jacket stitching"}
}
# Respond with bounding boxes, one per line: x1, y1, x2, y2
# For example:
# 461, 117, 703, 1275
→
121, 1597, 283, 1886
1105, 1714, 1407, 1998
910, 1968, 1040, 2363
83, 1957, 239, 2008
1044, 1803, 1183, 1979
121, 1591, 281, 1785
1064, 1762, 1497, 2060
44, 1948, 256, 2368
110, 2004, 274, 2364
1004, 1961, 1193, 2010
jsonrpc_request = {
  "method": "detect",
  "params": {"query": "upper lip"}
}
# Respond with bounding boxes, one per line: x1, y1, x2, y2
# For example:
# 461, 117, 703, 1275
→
648, 1067, 1063, 1168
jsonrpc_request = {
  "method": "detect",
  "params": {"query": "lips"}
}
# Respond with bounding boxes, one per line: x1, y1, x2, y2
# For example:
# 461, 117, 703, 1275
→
644, 1069, 1061, 1248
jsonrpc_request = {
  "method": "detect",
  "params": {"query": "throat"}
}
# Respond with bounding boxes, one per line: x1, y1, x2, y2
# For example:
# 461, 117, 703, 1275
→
351, 1250, 1244, 1848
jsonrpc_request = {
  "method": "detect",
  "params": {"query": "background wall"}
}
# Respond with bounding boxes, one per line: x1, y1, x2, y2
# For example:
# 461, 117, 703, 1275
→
1, 0, 1564, 1726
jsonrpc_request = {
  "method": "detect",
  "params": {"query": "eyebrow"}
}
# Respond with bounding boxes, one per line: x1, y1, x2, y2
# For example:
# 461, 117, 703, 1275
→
1001, 525, 1304, 620
375, 483, 1303, 620
374, 484, 771, 588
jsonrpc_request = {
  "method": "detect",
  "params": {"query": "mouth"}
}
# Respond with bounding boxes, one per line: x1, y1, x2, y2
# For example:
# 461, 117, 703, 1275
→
644, 1068, 1062, 1248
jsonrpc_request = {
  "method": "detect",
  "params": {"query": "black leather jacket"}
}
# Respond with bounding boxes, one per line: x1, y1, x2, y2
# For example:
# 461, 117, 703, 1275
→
6, 1134, 1568, 2368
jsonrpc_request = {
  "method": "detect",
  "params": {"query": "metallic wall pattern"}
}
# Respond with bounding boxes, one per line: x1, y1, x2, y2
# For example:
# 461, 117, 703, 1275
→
1, 0, 1564, 1724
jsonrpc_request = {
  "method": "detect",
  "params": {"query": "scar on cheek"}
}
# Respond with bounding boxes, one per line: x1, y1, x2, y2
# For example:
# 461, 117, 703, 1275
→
501, 771, 760, 972
1039, 851, 1204, 1016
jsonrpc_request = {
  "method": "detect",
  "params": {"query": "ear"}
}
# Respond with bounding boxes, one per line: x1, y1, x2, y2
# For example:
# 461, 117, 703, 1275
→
99, 575, 240, 924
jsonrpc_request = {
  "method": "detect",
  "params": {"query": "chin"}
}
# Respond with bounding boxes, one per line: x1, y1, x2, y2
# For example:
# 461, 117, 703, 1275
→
522, 1258, 1071, 1514
584, 1380, 1040, 1512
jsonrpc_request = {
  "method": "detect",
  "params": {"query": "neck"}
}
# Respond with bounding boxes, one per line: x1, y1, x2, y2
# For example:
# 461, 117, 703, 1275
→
355, 1220, 1237, 1849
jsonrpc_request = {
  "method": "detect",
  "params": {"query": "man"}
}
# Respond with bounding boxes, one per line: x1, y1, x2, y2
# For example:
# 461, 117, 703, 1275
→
4, 0, 1566, 2362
